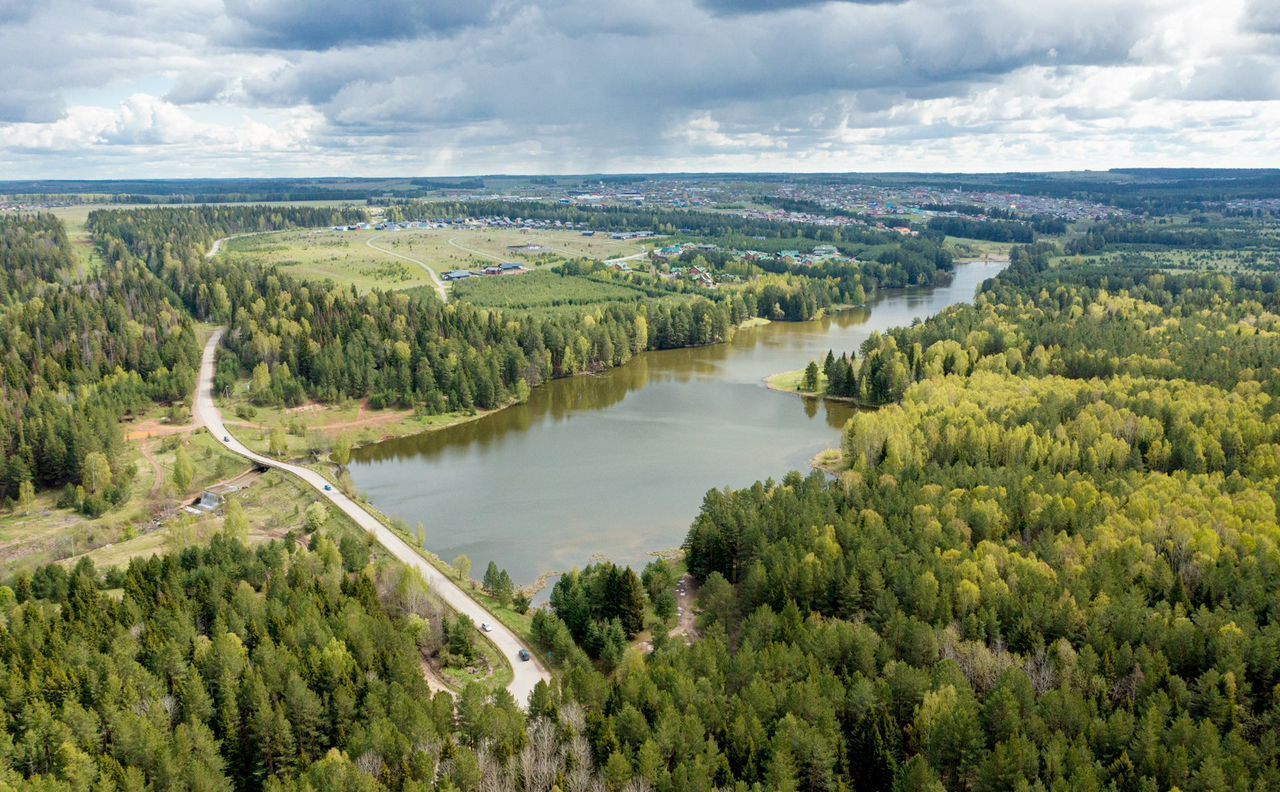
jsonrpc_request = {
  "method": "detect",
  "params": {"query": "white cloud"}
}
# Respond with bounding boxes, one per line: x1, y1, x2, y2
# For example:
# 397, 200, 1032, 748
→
0, 0, 1278, 176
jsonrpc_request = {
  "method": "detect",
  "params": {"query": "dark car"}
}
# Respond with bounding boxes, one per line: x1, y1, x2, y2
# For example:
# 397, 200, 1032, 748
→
518, 649, 531, 662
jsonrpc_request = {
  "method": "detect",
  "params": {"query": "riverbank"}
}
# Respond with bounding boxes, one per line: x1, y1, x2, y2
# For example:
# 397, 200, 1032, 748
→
345, 260, 1013, 588
763, 368, 868, 406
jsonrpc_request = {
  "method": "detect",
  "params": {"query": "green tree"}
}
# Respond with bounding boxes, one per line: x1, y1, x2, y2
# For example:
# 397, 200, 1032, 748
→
269, 427, 287, 456
330, 435, 352, 468
81, 452, 112, 494
173, 446, 194, 493
802, 360, 820, 391
17, 479, 35, 515
453, 554, 472, 583
222, 496, 249, 542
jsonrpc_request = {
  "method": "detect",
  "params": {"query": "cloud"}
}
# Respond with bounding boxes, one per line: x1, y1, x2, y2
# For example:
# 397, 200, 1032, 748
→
695, 0, 901, 14
1244, 0, 1280, 34
1, 0, 1279, 176
219, 0, 502, 49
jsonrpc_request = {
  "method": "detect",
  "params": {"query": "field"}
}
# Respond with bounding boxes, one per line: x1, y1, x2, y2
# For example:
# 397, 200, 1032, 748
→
943, 235, 1016, 260
0, 420, 338, 574
217, 388, 512, 462
221, 226, 647, 294
449, 269, 657, 313
1059, 248, 1280, 273
50, 204, 154, 277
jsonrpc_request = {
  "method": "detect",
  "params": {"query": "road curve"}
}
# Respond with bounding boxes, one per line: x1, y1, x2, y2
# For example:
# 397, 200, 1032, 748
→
193, 329, 550, 705
366, 234, 448, 302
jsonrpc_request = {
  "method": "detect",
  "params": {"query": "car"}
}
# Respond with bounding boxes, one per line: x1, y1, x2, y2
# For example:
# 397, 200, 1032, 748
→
480, 622, 493, 632
222, 435, 229, 442
518, 649, 531, 661
323, 484, 333, 492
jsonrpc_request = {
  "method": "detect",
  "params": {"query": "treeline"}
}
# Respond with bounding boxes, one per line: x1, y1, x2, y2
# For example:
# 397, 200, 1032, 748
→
89, 207, 737, 412
0, 532, 625, 790
0, 213, 74, 301
660, 259, 1280, 789
0, 214, 199, 507
817, 243, 1280, 404
1065, 221, 1227, 253
927, 215, 1037, 243
411, 199, 908, 247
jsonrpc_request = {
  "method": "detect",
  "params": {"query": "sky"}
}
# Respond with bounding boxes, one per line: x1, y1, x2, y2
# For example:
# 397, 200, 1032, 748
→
2, 0, 1279, 178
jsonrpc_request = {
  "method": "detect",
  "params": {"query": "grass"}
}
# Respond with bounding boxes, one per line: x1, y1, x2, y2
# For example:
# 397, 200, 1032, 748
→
220, 226, 646, 294
50, 204, 153, 278
943, 236, 1015, 260
450, 269, 654, 313
217, 387, 514, 462
765, 367, 825, 395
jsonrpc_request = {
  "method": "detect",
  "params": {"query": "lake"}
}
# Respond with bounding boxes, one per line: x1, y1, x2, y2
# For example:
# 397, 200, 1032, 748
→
350, 259, 1007, 588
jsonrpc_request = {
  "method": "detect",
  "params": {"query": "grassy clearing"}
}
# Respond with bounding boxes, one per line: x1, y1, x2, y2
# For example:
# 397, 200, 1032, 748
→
943, 236, 1015, 260
50, 204, 152, 278
221, 227, 646, 294
223, 230, 439, 292
450, 269, 653, 313
218, 388, 512, 461
765, 368, 825, 395
2, 426, 275, 574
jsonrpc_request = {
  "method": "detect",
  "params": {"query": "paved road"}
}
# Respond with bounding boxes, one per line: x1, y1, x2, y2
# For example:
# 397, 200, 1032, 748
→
366, 234, 448, 302
193, 330, 550, 705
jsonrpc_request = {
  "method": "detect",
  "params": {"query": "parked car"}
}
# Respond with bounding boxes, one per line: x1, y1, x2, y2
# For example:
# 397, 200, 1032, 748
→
518, 649, 531, 661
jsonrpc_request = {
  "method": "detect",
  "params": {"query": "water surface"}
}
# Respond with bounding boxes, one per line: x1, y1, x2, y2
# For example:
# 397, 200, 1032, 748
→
351, 260, 1006, 586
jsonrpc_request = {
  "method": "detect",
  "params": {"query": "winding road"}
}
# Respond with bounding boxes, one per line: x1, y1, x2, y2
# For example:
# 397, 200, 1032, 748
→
366, 234, 448, 302
193, 329, 549, 705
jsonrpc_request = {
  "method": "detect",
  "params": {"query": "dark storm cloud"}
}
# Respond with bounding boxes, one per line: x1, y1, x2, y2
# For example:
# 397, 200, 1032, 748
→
1244, 0, 1280, 35
219, 0, 501, 49
0, 88, 65, 123
242, 0, 1143, 142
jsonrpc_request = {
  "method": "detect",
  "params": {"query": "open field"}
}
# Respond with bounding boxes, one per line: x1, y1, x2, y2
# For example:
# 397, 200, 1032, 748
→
449, 268, 657, 313
1058, 248, 1280, 273
221, 226, 647, 293
0, 426, 270, 574
943, 235, 1016, 259
50, 204, 153, 277
217, 388, 515, 461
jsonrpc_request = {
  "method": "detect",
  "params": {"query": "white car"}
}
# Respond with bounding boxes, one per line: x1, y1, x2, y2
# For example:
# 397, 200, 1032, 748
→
480, 623, 493, 633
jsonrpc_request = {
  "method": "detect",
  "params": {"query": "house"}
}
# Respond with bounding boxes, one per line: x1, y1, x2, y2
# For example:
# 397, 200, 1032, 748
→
812, 245, 839, 257
500, 262, 525, 272
444, 270, 473, 280
483, 266, 503, 275
581, 230, 596, 237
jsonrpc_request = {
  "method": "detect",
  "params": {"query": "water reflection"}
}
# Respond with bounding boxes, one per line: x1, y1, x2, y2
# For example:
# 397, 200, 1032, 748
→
351, 261, 1006, 586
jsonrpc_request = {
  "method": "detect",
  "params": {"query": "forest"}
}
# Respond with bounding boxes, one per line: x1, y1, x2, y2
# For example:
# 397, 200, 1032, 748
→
0, 213, 199, 509
13, 202, 1280, 789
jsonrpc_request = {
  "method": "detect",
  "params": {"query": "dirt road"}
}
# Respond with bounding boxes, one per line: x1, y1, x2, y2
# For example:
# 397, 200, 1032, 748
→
367, 234, 448, 301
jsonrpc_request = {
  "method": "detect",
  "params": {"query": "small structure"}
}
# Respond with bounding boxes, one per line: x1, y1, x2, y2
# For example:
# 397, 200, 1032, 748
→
506, 243, 544, 255
196, 483, 241, 512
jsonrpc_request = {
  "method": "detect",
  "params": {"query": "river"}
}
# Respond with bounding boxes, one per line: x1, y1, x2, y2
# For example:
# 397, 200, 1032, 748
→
350, 259, 1007, 588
